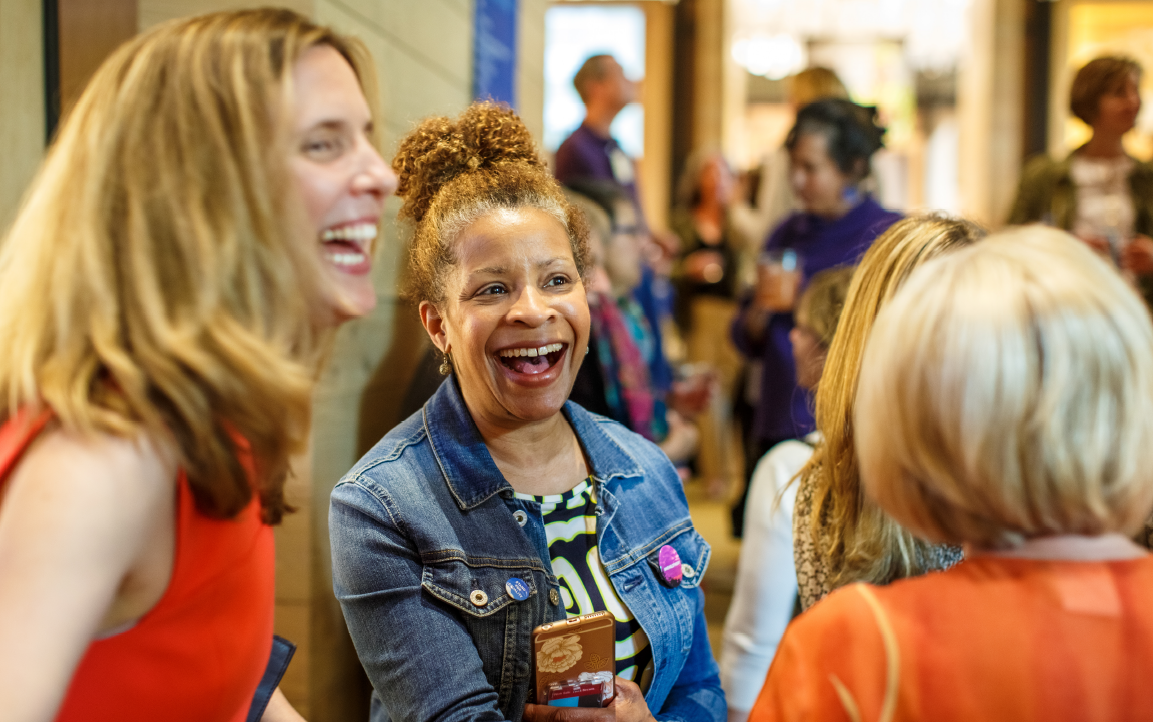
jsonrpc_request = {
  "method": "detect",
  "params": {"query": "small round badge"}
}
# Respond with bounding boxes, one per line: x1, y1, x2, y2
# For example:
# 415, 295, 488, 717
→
658, 545, 683, 587
506, 577, 530, 601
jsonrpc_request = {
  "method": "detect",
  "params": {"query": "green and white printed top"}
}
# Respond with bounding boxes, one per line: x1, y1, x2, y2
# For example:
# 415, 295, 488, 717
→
516, 478, 654, 691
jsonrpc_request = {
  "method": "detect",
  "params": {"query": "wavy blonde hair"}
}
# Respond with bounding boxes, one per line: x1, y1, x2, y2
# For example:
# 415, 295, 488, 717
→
0, 9, 378, 523
801, 214, 985, 587
858, 227, 1153, 547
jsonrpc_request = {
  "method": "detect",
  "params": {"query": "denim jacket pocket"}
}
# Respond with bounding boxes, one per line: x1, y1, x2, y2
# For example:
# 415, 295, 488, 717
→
644, 527, 711, 591
420, 556, 545, 716
421, 556, 543, 617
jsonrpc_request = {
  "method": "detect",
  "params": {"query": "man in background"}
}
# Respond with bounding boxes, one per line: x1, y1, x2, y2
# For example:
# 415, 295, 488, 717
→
554, 54, 640, 201
556, 55, 715, 479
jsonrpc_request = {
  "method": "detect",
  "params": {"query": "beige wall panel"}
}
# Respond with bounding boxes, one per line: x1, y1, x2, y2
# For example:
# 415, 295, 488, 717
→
641, 0, 673, 231
0, 0, 45, 233
139, 0, 314, 28
693, 0, 723, 150
320, 0, 471, 87
989, 0, 1025, 226
317, 0, 473, 136
958, 0, 1024, 227
275, 468, 314, 604
517, 0, 546, 141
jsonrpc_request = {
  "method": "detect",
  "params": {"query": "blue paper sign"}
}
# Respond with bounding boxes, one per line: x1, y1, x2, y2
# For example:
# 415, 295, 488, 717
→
473, 0, 518, 106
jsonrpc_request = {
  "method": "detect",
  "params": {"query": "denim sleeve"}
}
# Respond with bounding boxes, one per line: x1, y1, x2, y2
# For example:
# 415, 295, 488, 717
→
655, 586, 727, 722
329, 480, 506, 722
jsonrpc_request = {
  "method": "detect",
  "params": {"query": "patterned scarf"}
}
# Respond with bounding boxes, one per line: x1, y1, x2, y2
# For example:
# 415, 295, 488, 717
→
587, 291, 661, 441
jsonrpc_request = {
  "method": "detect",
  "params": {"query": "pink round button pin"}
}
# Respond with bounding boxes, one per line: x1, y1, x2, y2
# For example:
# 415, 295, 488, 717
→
658, 545, 683, 586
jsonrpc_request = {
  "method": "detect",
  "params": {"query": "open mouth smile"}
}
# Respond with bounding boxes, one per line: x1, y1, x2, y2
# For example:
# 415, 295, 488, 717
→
321, 222, 377, 275
496, 342, 567, 378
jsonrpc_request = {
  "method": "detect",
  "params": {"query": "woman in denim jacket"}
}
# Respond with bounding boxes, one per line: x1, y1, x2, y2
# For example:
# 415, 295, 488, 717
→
329, 103, 725, 722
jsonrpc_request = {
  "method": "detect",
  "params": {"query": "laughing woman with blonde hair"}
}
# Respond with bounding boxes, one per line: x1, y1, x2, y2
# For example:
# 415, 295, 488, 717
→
0, 9, 395, 721
752, 226, 1153, 721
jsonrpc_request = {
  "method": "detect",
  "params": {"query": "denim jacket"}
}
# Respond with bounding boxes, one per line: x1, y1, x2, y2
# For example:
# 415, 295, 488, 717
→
329, 377, 725, 722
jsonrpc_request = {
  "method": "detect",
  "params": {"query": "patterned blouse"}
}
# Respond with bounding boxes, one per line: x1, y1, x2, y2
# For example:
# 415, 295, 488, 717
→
792, 473, 965, 610
516, 478, 654, 691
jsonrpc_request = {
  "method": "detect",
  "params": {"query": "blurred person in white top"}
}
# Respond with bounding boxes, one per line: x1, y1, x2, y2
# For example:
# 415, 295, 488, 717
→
719, 266, 854, 722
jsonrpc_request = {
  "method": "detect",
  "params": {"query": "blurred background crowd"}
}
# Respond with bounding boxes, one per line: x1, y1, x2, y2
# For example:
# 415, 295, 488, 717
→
3, 0, 1153, 719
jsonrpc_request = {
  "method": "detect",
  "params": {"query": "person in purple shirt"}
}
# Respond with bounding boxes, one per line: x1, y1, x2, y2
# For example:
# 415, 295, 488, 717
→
556, 55, 678, 396
731, 98, 900, 537
554, 54, 639, 204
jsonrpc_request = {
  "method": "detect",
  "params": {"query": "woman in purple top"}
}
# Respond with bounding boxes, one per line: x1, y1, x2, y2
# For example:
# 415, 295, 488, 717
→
730, 98, 900, 536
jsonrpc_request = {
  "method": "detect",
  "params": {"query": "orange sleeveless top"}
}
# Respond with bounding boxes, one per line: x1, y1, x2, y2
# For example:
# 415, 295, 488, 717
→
0, 411, 274, 722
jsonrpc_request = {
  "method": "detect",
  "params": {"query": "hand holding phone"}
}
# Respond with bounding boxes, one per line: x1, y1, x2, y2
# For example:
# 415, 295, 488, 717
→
532, 611, 615, 707
523, 676, 656, 722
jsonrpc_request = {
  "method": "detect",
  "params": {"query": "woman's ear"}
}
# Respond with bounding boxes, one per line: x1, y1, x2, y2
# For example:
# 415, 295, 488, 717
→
419, 301, 449, 353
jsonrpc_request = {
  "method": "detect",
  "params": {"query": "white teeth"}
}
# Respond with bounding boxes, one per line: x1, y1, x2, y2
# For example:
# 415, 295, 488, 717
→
321, 223, 378, 242
324, 250, 366, 267
497, 343, 563, 358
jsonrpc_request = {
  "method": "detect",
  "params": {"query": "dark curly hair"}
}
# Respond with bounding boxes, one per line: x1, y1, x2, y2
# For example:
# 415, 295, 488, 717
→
393, 101, 591, 304
785, 98, 885, 181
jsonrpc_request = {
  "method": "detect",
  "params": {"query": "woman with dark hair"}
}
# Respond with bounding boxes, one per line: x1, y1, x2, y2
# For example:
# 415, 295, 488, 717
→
1009, 56, 1153, 292
729, 98, 899, 537
329, 103, 724, 722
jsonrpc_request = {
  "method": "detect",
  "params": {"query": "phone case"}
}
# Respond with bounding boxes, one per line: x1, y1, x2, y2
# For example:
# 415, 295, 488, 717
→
531, 610, 615, 705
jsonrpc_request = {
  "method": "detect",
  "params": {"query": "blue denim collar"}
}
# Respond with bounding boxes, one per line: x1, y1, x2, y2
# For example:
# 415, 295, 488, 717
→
423, 376, 645, 510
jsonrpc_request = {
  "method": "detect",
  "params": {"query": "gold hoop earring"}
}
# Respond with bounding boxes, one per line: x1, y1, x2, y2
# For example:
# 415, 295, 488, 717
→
439, 351, 452, 376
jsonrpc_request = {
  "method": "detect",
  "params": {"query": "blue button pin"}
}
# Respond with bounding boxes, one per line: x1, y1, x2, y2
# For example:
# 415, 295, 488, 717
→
506, 577, 530, 601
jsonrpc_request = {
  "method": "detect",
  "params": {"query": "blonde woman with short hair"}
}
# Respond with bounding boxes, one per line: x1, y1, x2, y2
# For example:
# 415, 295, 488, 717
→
0, 10, 395, 721
752, 226, 1153, 721
793, 215, 985, 608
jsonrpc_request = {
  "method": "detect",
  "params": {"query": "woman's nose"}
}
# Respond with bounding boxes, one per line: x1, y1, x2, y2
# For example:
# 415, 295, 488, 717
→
353, 142, 398, 200
508, 286, 554, 326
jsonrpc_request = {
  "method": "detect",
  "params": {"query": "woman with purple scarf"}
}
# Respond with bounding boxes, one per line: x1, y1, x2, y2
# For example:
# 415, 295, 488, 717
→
730, 98, 899, 536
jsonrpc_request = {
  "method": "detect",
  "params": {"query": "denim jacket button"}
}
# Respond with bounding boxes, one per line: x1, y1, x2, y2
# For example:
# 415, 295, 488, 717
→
548, 588, 560, 606
681, 563, 696, 578
513, 510, 528, 526
470, 590, 489, 607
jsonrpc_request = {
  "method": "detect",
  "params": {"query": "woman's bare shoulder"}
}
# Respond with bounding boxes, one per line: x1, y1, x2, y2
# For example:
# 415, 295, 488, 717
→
6, 426, 177, 523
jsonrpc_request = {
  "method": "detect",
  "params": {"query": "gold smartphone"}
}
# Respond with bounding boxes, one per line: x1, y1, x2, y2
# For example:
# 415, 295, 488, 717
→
531, 610, 615, 707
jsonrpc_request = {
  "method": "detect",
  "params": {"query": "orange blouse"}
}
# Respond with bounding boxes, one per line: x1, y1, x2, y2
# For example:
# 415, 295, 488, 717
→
751, 554, 1153, 721
0, 411, 274, 722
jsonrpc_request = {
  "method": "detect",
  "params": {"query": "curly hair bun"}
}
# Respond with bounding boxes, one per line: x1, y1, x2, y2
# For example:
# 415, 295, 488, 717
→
393, 101, 544, 223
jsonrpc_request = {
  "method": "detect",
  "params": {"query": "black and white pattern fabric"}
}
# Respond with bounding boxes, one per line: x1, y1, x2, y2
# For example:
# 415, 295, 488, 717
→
516, 478, 654, 690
